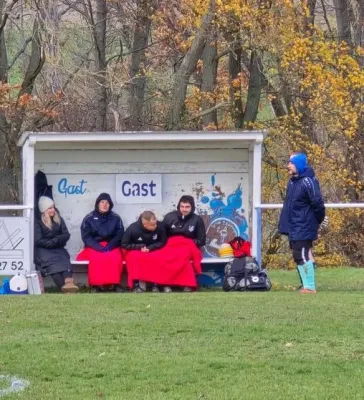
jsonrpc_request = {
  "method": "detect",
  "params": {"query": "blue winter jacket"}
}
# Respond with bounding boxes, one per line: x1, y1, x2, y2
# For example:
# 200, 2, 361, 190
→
278, 166, 325, 241
81, 193, 124, 251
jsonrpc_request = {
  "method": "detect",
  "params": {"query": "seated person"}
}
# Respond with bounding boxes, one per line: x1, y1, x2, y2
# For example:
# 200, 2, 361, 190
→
77, 193, 124, 292
162, 195, 206, 292
34, 196, 78, 293
122, 211, 167, 293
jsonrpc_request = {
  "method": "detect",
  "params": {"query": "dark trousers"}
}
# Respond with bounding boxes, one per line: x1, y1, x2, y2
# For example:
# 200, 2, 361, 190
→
290, 240, 313, 265
51, 270, 73, 288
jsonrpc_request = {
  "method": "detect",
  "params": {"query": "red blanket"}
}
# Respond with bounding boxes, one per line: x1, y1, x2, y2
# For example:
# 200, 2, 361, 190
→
76, 242, 123, 286
124, 236, 202, 288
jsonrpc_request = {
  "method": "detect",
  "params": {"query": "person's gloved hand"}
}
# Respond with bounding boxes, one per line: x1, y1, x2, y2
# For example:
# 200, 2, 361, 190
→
102, 245, 111, 252
45, 237, 60, 248
319, 216, 329, 234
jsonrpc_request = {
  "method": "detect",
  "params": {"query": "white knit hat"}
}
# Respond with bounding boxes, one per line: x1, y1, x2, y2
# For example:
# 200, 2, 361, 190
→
38, 196, 55, 213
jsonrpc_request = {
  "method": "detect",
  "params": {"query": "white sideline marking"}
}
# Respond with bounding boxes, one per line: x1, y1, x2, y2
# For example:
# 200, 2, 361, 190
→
0, 375, 29, 397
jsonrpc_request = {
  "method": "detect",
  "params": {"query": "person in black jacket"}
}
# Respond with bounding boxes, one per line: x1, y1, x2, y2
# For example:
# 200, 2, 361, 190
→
278, 152, 325, 293
163, 195, 206, 292
80, 193, 124, 292
122, 210, 167, 293
163, 195, 206, 247
34, 196, 78, 293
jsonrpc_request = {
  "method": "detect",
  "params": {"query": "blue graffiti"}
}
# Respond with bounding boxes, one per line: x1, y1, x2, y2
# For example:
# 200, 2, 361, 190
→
211, 174, 216, 187
227, 184, 242, 209
58, 178, 87, 197
198, 177, 248, 241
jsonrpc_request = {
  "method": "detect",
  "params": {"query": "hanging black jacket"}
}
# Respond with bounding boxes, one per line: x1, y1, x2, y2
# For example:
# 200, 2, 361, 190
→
34, 170, 54, 220
34, 216, 72, 276
121, 218, 167, 251
163, 196, 206, 248
81, 193, 124, 251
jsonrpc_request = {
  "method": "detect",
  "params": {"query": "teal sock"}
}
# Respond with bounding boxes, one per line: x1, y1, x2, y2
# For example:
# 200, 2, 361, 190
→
299, 261, 315, 291
305, 261, 315, 290
297, 264, 307, 288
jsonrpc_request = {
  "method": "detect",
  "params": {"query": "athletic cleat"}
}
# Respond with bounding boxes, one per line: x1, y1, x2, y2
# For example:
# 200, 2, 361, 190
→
299, 288, 317, 294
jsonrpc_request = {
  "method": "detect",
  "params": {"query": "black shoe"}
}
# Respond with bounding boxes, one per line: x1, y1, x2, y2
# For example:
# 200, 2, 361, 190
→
91, 286, 102, 293
133, 287, 144, 293
152, 285, 159, 293
114, 285, 125, 293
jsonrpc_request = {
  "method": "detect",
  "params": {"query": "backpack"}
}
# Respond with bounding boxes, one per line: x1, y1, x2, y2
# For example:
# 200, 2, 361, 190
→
223, 257, 272, 292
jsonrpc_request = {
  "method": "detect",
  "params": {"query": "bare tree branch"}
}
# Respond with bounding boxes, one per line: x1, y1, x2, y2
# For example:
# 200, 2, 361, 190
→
0, 0, 19, 36
8, 36, 32, 69
106, 39, 163, 65
320, 0, 333, 36
188, 102, 229, 121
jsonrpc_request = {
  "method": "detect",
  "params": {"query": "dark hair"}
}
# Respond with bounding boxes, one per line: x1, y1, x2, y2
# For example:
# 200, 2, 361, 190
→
179, 196, 193, 206
140, 211, 156, 221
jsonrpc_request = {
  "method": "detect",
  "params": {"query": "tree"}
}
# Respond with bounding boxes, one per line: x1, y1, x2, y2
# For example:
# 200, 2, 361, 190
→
0, 1, 46, 202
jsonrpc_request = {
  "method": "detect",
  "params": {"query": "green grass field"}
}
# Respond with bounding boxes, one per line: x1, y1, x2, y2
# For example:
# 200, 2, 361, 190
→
1, 268, 364, 399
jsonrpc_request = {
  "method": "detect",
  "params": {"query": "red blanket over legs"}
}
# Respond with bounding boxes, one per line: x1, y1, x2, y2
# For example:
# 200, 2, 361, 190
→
76, 242, 123, 286
125, 236, 202, 288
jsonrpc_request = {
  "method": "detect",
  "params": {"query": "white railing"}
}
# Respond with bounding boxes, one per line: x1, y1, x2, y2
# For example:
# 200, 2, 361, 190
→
255, 203, 364, 265
0, 205, 33, 210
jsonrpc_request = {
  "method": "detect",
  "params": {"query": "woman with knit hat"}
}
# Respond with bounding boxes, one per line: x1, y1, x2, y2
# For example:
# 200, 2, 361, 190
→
34, 196, 78, 293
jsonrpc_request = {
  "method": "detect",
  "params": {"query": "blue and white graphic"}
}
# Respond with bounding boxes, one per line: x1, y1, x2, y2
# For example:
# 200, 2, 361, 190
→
195, 174, 249, 258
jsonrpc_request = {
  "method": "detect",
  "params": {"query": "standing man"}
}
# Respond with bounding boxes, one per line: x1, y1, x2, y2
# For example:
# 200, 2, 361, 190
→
279, 152, 325, 293
163, 195, 206, 292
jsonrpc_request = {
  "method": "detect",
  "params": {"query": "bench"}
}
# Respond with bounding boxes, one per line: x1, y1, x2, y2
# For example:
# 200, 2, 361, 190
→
71, 258, 230, 266
71, 258, 229, 287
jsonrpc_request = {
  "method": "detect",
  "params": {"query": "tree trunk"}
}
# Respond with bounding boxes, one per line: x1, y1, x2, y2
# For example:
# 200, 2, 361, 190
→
168, 0, 215, 130
265, 82, 287, 118
243, 50, 263, 126
40, 0, 62, 93
201, 39, 217, 129
0, 0, 9, 82
94, 0, 107, 131
303, 0, 316, 33
356, 0, 364, 66
228, 38, 244, 128
333, 0, 352, 45
0, 0, 11, 203
4, 14, 44, 203
241, 51, 286, 118
15, 17, 45, 130
128, 0, 152, 130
